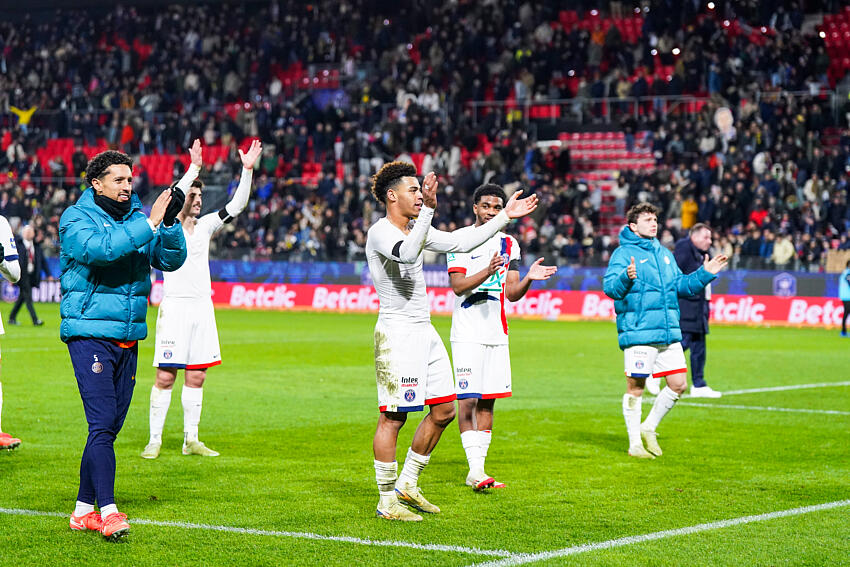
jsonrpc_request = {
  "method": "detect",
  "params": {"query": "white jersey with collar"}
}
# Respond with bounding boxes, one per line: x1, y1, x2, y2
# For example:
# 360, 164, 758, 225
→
162, 213, 223, 300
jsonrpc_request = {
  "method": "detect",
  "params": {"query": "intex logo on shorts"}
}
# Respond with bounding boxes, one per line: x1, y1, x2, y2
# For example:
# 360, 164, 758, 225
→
458, 379, 469, 390
160, 340, 176, 346
163, 350, 173, 360
455, 367, 472, 377
400, 376, 418, 387
404, 389, 416, 402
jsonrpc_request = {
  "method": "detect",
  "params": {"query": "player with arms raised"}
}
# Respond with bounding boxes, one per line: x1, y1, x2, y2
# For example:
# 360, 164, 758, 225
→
142, 139, 262, 459
366, 162, 538, 521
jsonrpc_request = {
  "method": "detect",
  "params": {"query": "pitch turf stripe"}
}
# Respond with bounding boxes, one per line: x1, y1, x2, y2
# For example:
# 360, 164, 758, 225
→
718, 381, 850, 396
679, 402, 850, 416
0, 507, 511, 557
468, 499, 850, 567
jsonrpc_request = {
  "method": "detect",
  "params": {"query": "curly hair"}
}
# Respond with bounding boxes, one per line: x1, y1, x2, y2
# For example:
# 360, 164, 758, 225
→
626, 202, 661, 225
472, 183, 507, 205
370, 161, 418, 203
84, 150, 134, 182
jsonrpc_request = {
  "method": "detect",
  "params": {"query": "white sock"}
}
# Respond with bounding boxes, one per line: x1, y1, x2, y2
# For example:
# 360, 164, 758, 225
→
478, 430, 492, 461
0, 381, 3, 432
100, 504, 119, 519
622, 393, 643, 448
182, 385, 203, 443
149, 386, 172, 444
397, 448, 430, 489
461, 430, 485, 477
374, 460, 398, 506
73, 501, 94, 517
642, 386, 679, 432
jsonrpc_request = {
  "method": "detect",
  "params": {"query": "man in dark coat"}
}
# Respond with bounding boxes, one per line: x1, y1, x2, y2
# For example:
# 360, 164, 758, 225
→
668, 223, 722, 397
8, 225, 48, 326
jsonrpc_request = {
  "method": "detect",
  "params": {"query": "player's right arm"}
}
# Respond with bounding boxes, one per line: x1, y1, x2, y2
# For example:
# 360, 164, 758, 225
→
219, 139, 262, 224
0, 217, 20, 283
174, 139, 203, 192
449, 252, 502, 296
603, 248, 635, 300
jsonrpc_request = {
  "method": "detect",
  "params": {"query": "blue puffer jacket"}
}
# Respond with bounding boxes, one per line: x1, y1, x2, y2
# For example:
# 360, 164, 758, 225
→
603, 225, 716, 350
59, 189, 187, 342
839, 268, 850, 301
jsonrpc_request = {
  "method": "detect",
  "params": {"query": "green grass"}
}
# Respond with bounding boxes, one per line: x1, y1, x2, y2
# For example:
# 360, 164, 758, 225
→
0, 304, 847, 566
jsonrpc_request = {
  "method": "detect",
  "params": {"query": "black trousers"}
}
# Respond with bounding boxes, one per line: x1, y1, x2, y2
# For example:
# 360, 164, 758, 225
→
9, 282, 38, 323
681, 331, 707, 388
843, 301, 850, 333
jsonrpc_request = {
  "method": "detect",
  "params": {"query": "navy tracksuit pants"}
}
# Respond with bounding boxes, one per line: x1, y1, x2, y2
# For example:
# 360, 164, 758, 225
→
681, 332, 707, 388
68, 339, 138, 507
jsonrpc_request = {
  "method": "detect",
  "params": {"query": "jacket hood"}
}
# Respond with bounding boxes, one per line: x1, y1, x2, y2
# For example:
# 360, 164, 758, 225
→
618, 224, 657, 250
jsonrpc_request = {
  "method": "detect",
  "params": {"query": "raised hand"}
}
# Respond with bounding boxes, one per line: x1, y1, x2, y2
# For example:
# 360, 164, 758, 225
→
421, 171, 438, 209
239, 139, 263, 170
503, 190, 539, 219
487, 252, 503, 275
149, 189, 173, 226
527, 257, 557, 280
188, 139, 203, 167
627, 256, 637, 280
704, 254, 728, 274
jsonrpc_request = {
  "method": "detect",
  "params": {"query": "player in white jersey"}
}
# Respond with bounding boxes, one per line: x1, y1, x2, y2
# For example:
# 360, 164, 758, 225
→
447, 184, 556, 491
366, 162, 539, 521
141, 139, 262, 459
0, 215, 21, 450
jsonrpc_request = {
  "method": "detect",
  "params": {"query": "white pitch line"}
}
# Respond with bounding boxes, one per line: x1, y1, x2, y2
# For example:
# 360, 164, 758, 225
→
0, 507, 510, 557
679, 402, 850, 416
719, 381, 850, 396
468, 499, 850, 567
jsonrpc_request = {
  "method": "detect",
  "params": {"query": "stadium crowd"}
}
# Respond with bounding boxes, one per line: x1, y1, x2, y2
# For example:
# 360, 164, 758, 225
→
1, 0, 849, 270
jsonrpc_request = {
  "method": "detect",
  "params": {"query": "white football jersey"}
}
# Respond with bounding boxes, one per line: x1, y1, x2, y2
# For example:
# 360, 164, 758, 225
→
447, 230, 520, 345
162, 213, 224, 299
0, 214, 19, 336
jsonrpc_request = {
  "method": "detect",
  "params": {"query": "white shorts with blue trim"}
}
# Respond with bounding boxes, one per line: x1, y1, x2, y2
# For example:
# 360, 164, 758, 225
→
451, 342, 512, 400
152, 297, 221, 370
624, 342, 687, 379
374, 319, 456, 412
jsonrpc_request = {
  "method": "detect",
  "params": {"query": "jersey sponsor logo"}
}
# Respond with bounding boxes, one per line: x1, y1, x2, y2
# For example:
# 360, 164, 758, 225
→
404, 389, 416, 402
163, 350, 173, 359
458, 379, 468, 390
401, 376, 418, 388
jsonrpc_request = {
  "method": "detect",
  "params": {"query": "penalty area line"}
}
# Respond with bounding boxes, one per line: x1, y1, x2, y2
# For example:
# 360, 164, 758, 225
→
467, 499, 850, 567
678, 402, 850, 416
0, 507, 511, 557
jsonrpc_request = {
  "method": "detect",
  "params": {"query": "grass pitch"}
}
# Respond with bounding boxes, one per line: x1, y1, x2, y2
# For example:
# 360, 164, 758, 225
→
0, 304, 847, 566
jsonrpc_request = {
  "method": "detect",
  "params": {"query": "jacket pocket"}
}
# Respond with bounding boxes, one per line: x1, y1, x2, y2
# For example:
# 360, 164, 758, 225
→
79, 268, 100, 316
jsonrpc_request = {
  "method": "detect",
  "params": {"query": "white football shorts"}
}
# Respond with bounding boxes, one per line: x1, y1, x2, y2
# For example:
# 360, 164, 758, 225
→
624, 342, 687, 379
451, 342, 512, 400
152, 297, 221, 370
374, 319, 456, 412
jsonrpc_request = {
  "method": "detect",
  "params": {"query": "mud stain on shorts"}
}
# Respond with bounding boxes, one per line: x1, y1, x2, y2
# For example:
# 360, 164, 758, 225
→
374, 329, 398, 395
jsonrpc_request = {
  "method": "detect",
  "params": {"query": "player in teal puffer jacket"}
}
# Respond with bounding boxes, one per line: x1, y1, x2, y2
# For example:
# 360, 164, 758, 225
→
603, 203, 727, 459
60, 149, 187, 539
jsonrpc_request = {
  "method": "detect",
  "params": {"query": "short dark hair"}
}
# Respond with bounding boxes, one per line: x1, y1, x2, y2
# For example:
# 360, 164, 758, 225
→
626, 202, 661, 224
191, 179, 204, 190
85, 150, 133, 182
472, 183, 507, 205
371, 161, 417, 203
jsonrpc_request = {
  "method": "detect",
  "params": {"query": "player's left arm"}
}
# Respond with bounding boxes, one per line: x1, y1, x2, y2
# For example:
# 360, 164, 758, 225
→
218, 140, 262, 225
425, 190, 538, 253
0, 217, 20, 283
675, 251, 727, 297
450, 252, 503, 296
505, 258, 557, 302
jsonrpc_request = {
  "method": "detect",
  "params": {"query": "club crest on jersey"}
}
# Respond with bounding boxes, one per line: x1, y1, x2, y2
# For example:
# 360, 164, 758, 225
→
500, 253, 510, 265
163, 350, 173, 360
404, 389, 416, 402
458, 379, 468, 390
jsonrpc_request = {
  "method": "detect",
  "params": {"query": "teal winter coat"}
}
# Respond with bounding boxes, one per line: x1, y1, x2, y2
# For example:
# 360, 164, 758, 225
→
59, 189, 187, 342
603, 225, 716, 350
